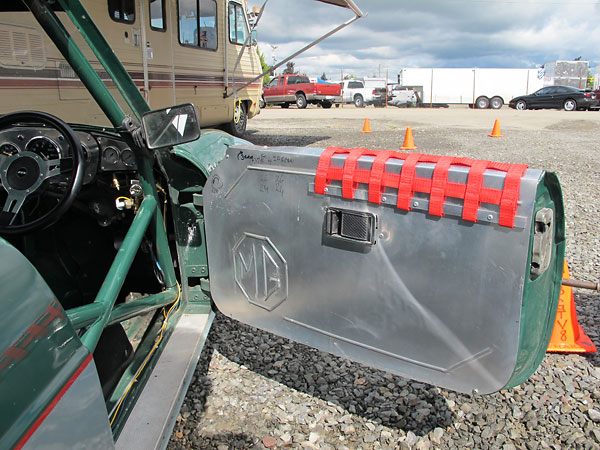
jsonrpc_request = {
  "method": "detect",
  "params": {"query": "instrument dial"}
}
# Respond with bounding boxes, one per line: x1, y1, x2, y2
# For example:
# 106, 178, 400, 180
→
103, 146, 119, 164
26, 136, 61, 160
0, 143, 19, 156
120, 148, 136, 167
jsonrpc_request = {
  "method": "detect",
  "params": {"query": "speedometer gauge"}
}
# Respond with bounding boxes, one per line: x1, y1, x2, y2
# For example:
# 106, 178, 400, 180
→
26, 136, 61, 160
0, 143, 19, 156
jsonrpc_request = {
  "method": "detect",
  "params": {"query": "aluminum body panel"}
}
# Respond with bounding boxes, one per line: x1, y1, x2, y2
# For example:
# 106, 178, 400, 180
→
204, 145, 543, 394
116, 312, 214, 450
22, 358, 114, 450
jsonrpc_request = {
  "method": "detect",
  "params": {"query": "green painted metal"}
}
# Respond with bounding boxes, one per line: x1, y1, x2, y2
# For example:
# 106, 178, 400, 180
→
57, 0, 150, 118
66, 303, 105, 329
24, 0, 126, 128
81, 197, 157, 352
503, 172, 566, 389
172, 130, 251, 178
67, 287, 179, 330
0, 239, 88, 449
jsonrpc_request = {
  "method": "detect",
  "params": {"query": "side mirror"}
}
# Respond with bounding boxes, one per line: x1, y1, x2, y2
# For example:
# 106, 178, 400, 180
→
250, 29, 258, 46
141, 103, 200, 150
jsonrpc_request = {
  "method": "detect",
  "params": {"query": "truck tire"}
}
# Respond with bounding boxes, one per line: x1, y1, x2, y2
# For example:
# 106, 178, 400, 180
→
296, 93, 307, 109
490, 96, 503, 109
321, 101, 333, 109
475, 96, 490, 109
354, 95, 365, 108
259, 96, 265, 109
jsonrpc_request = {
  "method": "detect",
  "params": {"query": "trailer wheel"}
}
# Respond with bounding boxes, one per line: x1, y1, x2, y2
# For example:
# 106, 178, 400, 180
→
321, 101, 333, 109
281, 103, 289, 108
475, 96, 490, 109
296, 93, 307, 109
354, 95, 365, 108
490, 96, 503, 109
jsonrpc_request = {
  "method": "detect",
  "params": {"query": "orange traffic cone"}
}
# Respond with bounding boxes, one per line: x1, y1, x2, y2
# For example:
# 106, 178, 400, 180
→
400, 127, 417, 150
361, 118, 372, 133
488, 119, 503, 137
547, 260, 597, 353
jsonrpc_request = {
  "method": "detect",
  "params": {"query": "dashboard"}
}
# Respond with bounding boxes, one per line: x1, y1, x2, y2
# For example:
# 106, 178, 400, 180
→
0, 126, 138, 185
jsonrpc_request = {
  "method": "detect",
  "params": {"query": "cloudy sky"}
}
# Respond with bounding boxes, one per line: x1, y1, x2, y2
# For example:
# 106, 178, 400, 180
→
253, 0, 599, 81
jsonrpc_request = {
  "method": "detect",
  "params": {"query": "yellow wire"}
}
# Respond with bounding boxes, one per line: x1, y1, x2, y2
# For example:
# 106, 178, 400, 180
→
109, 282, 181, 426
116, 196, 133, 202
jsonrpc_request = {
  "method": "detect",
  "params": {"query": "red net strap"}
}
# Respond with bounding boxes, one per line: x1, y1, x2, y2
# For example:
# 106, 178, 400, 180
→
499, 164, 528, 228
314, 147, 349, 194
342, 149, 364, 199
368, 150, 397, 204
397, 153, 423, 210
428, 156, 454, 217
462, 159, 491, 222
314, 147, 528, 228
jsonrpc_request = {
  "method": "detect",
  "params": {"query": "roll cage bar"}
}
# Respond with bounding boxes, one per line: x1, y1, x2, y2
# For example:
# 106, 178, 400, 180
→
23, 0, 177, 353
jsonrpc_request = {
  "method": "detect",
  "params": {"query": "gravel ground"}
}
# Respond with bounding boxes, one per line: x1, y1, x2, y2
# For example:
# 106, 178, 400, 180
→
168, 106, 600, 449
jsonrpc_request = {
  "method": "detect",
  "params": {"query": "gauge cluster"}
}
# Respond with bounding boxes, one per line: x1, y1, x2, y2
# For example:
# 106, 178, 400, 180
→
93, 134, 137, 172
0, 127, 138, 186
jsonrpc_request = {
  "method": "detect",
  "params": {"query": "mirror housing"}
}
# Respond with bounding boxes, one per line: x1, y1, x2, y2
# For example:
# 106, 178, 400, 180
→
141, 103, 200, 150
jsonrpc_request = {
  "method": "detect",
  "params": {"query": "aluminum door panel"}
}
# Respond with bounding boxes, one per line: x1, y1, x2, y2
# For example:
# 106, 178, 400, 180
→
204, 145, 543, 394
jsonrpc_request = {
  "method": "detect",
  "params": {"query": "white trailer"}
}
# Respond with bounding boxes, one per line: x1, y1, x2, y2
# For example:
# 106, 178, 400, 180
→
398, 68, 544, 109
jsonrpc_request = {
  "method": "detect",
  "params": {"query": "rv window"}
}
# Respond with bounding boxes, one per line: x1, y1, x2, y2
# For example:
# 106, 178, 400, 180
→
109, 0, 135, 23
178, 0, 217, 50
229, 2, 249, 45
149, 0, 166, 31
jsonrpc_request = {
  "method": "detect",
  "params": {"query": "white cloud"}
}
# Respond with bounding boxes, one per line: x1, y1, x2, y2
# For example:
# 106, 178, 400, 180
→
253, 0, 600, 79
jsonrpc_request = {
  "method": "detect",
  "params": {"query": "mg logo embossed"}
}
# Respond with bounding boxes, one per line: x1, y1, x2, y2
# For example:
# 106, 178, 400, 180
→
233, 233, 288, 311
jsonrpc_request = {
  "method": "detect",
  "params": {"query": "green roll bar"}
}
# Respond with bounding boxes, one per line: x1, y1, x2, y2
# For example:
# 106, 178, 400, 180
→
24, 0, 179, 352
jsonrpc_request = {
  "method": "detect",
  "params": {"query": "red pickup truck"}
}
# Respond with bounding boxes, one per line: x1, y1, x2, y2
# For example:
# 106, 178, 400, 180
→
262, 74, 341, 109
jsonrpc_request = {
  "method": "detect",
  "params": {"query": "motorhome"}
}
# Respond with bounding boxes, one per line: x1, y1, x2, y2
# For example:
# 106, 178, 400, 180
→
0, 0, 263, 136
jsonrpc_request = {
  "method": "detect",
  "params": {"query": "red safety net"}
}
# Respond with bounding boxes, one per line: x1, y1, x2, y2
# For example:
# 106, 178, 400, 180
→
314, 147, 528, 228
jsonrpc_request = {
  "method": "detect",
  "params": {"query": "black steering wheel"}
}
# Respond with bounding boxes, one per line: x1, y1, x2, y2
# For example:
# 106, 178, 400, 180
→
0, 111, 85, 235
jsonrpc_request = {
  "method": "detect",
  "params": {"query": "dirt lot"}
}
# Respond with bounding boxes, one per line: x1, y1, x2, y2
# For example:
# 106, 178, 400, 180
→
170, 105, 600, 450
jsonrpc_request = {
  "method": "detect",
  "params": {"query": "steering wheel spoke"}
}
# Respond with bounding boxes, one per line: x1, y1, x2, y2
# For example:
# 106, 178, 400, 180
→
41, 158, 62, 179
0, 191, 27, 226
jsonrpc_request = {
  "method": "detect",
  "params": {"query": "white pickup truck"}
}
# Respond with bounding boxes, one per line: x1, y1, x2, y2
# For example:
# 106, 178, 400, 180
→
336, 79, 386, 107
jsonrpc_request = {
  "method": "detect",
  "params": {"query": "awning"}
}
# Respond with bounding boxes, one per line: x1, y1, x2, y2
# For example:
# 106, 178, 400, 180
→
314, 0, 364, 17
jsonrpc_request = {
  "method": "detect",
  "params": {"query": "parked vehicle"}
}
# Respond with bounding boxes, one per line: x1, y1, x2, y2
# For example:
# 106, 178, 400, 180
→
388, 85, 418, 107
262, 74, 341, 108
397, 68, 544, 109
337, 79, 386, 107
508, 86, 599, 111
0, 0, 264, 137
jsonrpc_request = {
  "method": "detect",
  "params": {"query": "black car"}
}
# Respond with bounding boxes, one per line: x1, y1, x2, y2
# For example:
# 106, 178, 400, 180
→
508, 86, 599, 111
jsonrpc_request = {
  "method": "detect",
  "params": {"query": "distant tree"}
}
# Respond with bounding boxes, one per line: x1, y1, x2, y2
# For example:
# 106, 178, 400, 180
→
257, 48, 271, 84
282, 61, 297, 75
320, 72, 327, 80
